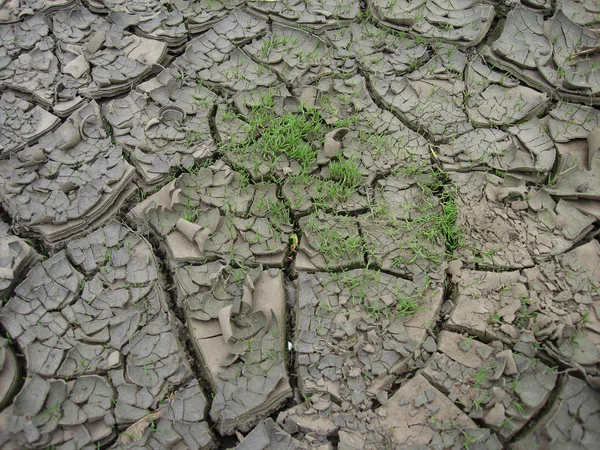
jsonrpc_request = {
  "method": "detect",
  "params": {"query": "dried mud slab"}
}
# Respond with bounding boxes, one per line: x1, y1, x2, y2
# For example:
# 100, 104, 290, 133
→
376, 374, 502, 448
235, 418, 305, 450
295, 212, 364, 272
484, 6, 600, 104
557, 0, 600, 27
313, 75, 431, 179
176, 0, 246, 35
175, 262, 291, 435
0, 222, 202, 448
1, 6, 169, 117
465, 56, 549, 128
84, 0, 187, 51
450, 172, 596, 269
295, 270, 443, 404
0, 0, 76, 23
245, 24, 333, 85
510, 374, 600, 449
103, 70, 218, 188
368, 0, 495, 48
0, 219, 39, 298
0, 101, 136, 246
248, 0, 360, 32
171, 9, 267, 82
324, 22, 430, 76
448, 240, 600, 375
113, 379, 214, 450
371, 44, 473, 143
423, 331, 557, 439
437, 120, 555, 176
0, 92, 60, 155
546, 102, 600, 170
130, 161, 292, 267
546, 126, 600, 202
0, 336, 19, 410
0, 374, 118, 449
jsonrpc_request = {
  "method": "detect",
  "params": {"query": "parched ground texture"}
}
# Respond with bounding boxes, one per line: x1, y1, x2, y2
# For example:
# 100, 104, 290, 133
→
0, 0, 600, 449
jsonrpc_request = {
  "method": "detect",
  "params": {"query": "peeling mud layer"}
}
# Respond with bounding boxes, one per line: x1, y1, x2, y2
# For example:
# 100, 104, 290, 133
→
0, 1, 600, 449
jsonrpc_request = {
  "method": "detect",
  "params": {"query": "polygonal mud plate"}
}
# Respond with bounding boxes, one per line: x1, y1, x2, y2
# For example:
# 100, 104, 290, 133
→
0, 92, 60, 156
368, 0, 495, 48
437, 119, 555, 176
370, 44, 473, 143
449, 172, 596, 270
114, 379, 214, 450
0, 101, 136, 246
103, 70, 218, 188
510, 374, 600, 449
130, 162, 292, 267
248, 0, 360, 32
177, 0, 246, 35
282, 175, 370, 217
448, 240, 600, 375
422, 331, 557, 439
359, 215, 447, 282
197, 48, 279, 93
312, 75, 431, 178
0, 374, 117, 449
324, 22, 430, 77
176, 262, 291, 435
375, 374, 502, 448
295, 270, 443, 404
245, 24, 333, 85
484, 7, 600, 104
546, 102, 600, 170
465, 56, 549, 128
84, 0, 188, 50
172, 9, 267, 80
0, 221, 195, 438
295, 212, 364, 272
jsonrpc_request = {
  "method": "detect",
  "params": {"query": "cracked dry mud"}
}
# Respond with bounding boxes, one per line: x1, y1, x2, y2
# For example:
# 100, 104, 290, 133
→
0, 2, 599, 450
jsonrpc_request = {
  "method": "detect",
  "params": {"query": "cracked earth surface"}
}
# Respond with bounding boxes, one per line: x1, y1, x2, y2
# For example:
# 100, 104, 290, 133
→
0, 0, 599, 449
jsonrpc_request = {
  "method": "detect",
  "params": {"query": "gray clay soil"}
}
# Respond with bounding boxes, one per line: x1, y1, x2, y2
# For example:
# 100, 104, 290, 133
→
0, 1, 599, 449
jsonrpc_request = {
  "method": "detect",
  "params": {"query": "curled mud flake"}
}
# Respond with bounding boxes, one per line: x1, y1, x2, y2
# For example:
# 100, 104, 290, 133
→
180, 263, 291, 435
0, 336, 20, 410
235, 418, 304, 449
484, 6, 600, 104
438, 118, 556, 176
84, 0, 187, 51
248, 0, 359, 32
0, 101, 136, 246
245, 24, 333, 85
131, 163, 291, 267
368, 0, 495, 48
370, 45, 472, 143
295, 270, 443, 404
114, 379, 215, 450
324, 22, 430, 77
295, 213, 364, 272
449, 172, 594, 270
510, 374, 600, 449
465, 56, 549, 127
422, 331, 556, 439
374, 373, 501, 448
0, 375, 117, 449
104, 72, 217, 188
